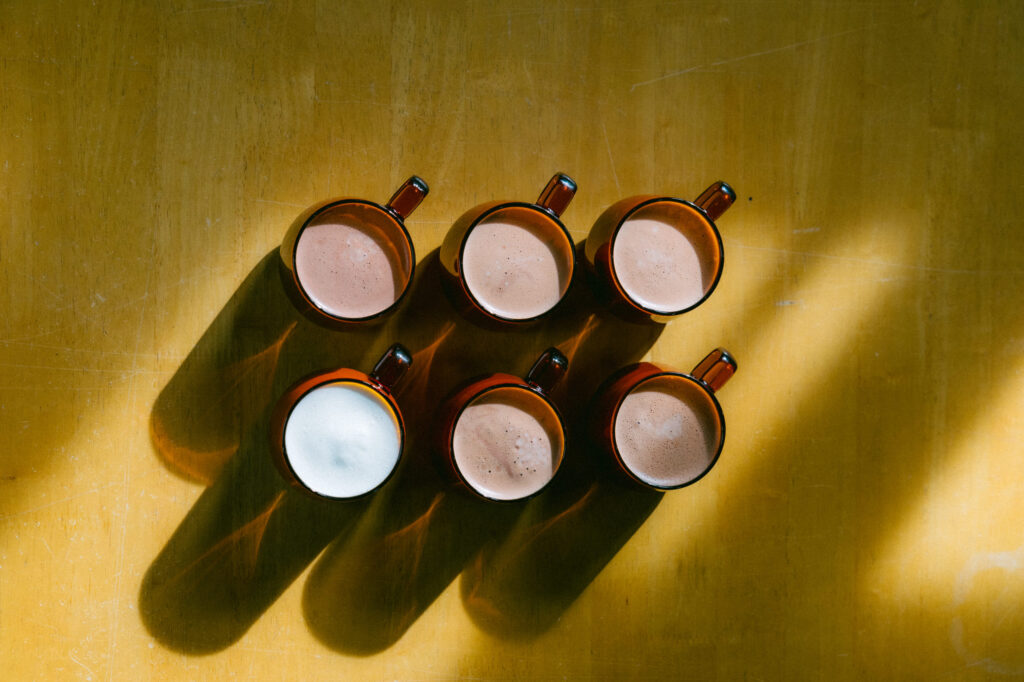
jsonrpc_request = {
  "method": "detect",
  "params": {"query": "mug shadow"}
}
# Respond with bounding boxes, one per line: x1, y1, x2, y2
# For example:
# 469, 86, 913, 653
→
148, 250, 386, 485
301, 244, 664, 654
459, 445, 663, 639
139, 425, 373, 654
457, 315, 668, 639
141, 241, 665, 656
140, 247, 436, 654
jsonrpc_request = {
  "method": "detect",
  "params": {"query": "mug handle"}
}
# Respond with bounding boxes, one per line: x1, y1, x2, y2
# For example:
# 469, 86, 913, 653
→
386, 176, 429, 221
525, 347, 569, 393
691, 348, 737, 393
536, 172, 577, 218
370, 343, 413, 392
694, 181, 736, 222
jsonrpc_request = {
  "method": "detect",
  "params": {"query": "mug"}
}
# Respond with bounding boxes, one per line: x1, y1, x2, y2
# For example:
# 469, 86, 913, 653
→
584, 181, 735, 323
279, 176, 428, 326
590, 348, 737, 490
269, 343, 413, 500
439, 173, 577, 326
435, 348, 569, 502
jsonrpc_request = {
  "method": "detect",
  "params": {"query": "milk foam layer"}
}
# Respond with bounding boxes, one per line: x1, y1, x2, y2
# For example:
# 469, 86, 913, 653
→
284, 381, 401, 498
452, 387, 563, 500
295, 209, 410, 319
461, 212, 571, 320
613, 376, 719, 488
611, 203, 718, 313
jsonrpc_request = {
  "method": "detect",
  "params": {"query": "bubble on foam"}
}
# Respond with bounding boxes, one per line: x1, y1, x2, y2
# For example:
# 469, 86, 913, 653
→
452, 388, 561, 500
284, 382, 401, 498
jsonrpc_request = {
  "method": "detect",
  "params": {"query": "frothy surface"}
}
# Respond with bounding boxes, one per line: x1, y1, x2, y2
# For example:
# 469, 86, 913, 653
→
295, 208, 410, 319
284, 381, 401, 498
462, 212, 571, 320
613, 376, 720, 488
612, 203, 718, 313
452, 387, 563, 500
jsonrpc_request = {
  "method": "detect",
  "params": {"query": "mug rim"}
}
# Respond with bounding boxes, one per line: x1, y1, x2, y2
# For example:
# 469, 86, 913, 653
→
607, 197, 725, 318
447, 380, 568, 503
290, 198, 417, 323
608, 370, 726, 491
279, 375, 406, 501
457, 201, 577, 324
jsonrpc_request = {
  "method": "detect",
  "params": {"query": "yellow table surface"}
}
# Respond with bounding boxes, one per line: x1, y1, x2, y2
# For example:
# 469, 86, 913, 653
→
2, 1, 1022, 679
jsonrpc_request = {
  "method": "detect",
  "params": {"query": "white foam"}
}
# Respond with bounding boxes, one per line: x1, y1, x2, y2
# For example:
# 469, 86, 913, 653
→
283, 381, 401, 498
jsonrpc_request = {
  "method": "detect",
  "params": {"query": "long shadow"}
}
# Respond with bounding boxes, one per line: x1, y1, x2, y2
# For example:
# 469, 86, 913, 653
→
457, 331, 667, 639
139, 425, 372, 654
139, 249, 446, 653
300, 243, 665, 654
148, 251, 380, 485
460, 454, 663, 639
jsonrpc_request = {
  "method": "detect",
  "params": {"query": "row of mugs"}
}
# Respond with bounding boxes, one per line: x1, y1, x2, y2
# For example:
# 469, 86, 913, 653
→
279, 173, 736, 327
269, 343, 737, 502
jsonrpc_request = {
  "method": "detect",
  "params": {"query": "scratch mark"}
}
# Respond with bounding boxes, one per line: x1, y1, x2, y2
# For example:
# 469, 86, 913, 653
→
0, 329, 59, 344
0, 362, 161, 374
601, 121, 622, 195
725, 240, 1013, 275
793, 226, 821, 234
252, 198, 305, 209
631, 25, 880, 91
775, 300, 800, 306
0, 339, 185, 362
174, 0, 269, 14
69, 650, 95, 679
40, 537, 54, 558
0, 483, 118, 521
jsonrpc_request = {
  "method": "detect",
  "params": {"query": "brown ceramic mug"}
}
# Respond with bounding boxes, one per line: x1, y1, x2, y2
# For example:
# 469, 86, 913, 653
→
439, 174, 577, 327
435, 348, 569, 502
279, 177, 428, 327
590, 348, 736, 490
584, 181, 735, 324
269, 343, 412, 500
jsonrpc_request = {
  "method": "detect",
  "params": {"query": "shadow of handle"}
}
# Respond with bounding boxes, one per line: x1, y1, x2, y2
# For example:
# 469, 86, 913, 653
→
139, 427, 370, 654
460, 469, 662, 639
301, 487, 520, 655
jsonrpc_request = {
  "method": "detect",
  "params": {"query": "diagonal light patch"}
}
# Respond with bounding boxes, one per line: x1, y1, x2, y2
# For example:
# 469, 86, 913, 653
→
863, 359, 1024, 675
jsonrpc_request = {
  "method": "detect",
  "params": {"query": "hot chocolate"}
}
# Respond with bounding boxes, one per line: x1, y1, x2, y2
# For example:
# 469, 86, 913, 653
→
461, 210, 571, 320
613, 375, 720, 488
611, 202, 719, 313
294, 206, 411, 319
283, 381, 402, 498
452, 386, 563, 500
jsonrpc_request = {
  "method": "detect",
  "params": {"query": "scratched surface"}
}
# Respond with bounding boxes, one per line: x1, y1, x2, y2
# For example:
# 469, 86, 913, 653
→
1, 1, 1023, 680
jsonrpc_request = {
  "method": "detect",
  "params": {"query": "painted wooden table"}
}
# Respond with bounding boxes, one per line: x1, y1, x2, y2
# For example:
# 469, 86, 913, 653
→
2, 1, 1022, 679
